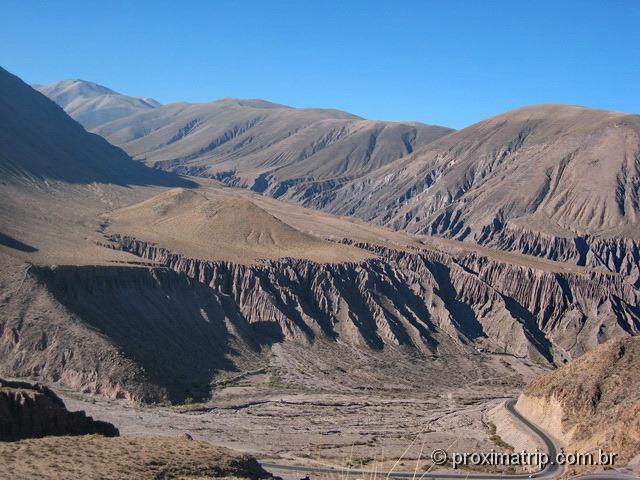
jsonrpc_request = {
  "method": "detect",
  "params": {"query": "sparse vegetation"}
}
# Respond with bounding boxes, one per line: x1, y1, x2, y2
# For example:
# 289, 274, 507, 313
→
484, 420, 514, 451
523, 336, 640, 474
268, 368, 284, 388
0, 435, 273, 480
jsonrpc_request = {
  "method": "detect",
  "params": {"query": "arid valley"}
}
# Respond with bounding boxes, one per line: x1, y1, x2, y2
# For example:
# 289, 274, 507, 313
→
1, 5, 640, 477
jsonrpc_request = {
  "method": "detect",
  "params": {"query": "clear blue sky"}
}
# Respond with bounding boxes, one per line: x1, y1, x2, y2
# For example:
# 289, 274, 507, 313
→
3, 0, 639, 128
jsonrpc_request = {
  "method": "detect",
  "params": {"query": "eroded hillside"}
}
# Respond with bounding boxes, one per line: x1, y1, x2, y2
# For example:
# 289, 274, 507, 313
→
517, 336, 640, 476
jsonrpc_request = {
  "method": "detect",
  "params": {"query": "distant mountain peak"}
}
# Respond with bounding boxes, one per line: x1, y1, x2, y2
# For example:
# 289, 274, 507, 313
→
0, 66, 191, 188
40, 78, 118, 97
35, 79, 161, 130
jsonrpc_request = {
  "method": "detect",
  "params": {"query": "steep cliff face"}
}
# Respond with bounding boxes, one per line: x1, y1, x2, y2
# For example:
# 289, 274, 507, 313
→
104, 235, 640, 365
0, 378, 118, 441
476, 223, 640, 287
3, 222, 639, 405
516, 336, 640, 473
0, 251, 266, 403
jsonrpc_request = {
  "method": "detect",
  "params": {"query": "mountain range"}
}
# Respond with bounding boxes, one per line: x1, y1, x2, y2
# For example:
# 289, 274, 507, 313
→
34, 81, 453, 204
36, 79, 640, 286
0, 67, 637, 407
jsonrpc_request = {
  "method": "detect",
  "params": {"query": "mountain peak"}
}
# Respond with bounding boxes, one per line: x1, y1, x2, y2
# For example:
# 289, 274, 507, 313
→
34, 79, 161, 130
38, 78, 118, 99
0, 66, 191, 188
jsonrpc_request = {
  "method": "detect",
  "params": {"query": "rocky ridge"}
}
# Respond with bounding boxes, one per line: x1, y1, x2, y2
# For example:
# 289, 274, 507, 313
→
0, 377, 118, 441
299, 105, 640, 284
0, 250, 265, 403
476, 224, 640, 287
104, 234, 640, 365
2, 220, 639, 404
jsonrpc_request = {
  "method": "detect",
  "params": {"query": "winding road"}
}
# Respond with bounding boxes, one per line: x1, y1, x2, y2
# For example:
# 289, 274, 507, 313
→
261, 399, 638, 480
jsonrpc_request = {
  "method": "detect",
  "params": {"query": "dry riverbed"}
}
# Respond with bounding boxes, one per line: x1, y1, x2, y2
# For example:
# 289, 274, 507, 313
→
57, 367, 530, 474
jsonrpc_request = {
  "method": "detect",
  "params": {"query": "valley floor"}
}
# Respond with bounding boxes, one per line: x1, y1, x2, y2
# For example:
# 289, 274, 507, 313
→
55, 366, 530, 474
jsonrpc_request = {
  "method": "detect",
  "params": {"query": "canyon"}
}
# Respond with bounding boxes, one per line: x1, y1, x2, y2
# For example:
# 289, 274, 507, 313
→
0, 65, 638, 477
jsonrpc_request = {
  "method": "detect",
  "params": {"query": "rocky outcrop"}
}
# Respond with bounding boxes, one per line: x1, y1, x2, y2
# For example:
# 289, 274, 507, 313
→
476, 223, 640, 287
514, 393, 567, 444
104, 235, 640, 364
516, 336, 640, 472
0, 378, 118, 441
4, 226, 639, 404
485, 401, 543, 452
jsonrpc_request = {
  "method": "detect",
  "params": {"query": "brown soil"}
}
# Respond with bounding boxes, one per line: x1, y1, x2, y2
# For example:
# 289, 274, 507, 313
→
0, 435, 274, 480
523, 336, 640, 473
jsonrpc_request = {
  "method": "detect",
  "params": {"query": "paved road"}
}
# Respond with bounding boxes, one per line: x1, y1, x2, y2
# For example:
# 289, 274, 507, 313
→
261, 399, 637, 480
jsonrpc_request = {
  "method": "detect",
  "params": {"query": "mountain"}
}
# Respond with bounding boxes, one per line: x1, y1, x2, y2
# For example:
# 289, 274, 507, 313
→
0, 67, 186, 187
35, 79, 161, 130
103, 187, 368, 263
307, 105, 640, 284
39, 80, 640, 285
2, 66, 639, 406
0, 66, 195, 265
517, 335, 640, 476
37, 83, 454, 202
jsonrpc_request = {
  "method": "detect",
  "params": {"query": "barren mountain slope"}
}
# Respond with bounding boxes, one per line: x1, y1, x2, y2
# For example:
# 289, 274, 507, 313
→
38, 83, 453, 200
2, 67, 639, 407
517, 335, 640, 475
0, 67, 188, 188
35, 79, 160, 130
42, 79, 640, 285
0, 66, 195, 265
313, 105, 640, 283
103, 187, 368, 263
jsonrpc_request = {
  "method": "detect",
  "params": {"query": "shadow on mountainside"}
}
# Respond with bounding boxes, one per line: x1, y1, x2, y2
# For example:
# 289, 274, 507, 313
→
35, 264, 267, 403
426, 260, 487, 341
0, 66, 197, 189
